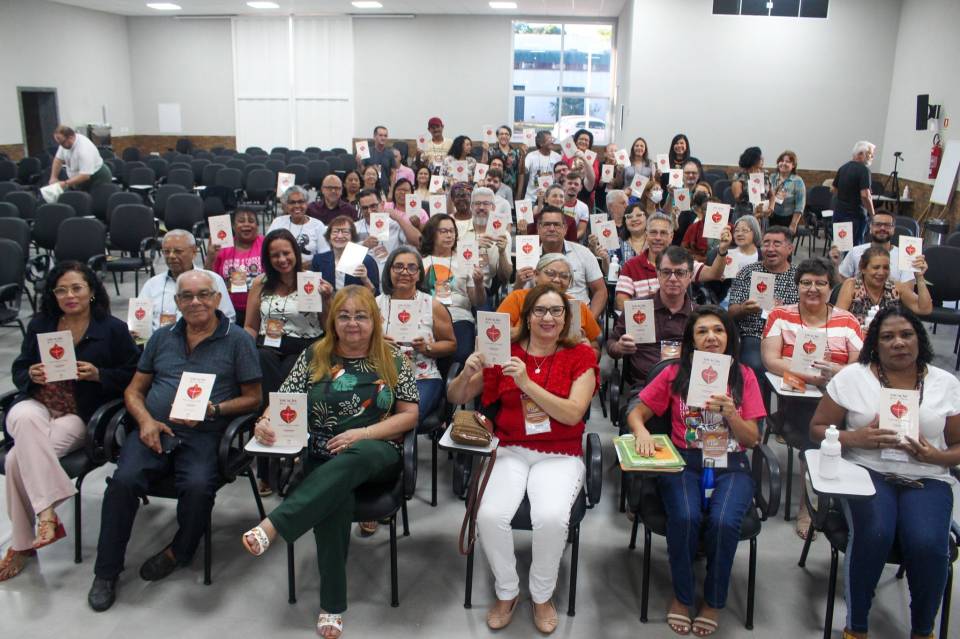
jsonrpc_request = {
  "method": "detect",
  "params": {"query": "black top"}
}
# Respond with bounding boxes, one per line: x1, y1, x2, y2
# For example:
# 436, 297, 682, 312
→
833, 160, 871, 215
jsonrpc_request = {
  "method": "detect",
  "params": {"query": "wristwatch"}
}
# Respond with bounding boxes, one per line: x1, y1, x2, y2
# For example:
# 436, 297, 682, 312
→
207, 403, 221, 421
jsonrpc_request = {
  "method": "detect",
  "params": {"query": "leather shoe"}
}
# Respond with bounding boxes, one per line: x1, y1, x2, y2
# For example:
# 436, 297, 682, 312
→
88, 576, 118, 612
139, 548, 178, 581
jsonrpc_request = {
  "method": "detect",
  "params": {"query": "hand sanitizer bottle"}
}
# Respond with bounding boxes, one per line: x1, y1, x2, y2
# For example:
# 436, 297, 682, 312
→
819, 424, 842, 480
607, 254, 620, 283
701, 457, 716, 510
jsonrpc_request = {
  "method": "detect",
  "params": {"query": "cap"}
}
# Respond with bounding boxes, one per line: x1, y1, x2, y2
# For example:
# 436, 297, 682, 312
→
428, 117, 443, 128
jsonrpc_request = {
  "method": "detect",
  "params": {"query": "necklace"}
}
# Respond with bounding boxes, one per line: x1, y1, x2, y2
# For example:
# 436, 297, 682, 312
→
876, 362, 926, 403
526, 341, 558, 374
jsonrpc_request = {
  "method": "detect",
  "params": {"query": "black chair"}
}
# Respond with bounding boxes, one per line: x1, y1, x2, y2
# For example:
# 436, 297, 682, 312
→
58, 191, 93, 218
164, 193, 205, 236
336, 154, 357, 174
105, 191, 144, 225
0, 181, 20, 199
798, 451, 958, 639
917, 245, 960, 370
0, 239, 26, 335
270, 146, 289, 156
104, 204, 158, 295
53, 218, 107, 270
243, 168, 276, 210
190, 159, 210, 185
712, 179, 731, 200
202, 163, 224, 187
119, 161, 146, 187
265, 159, 285, 174
166, 167, 194, 190
945, 231, 960, 248
892, 225, 914, 245
805, 186, 833, 247
173, 153, 194, 165
721, 186, 736, 208
307, 160, 331, 190
194, 151, 214, 161
127, 167, 157, 190
304, 146, 322, 155
16, 157, 42, 186
146, 157, 169, 180
287, 156, 310, 167
225, 159, 247, 172
5, 191, 38, 224
0, 217, 31, 259
282, 426, 418, 606
284, 164, 307, 186
215, 167, 243, 191
233, 153, 251, 163
104, 408, 266, 585
0, 392, 124, 563
461, 432, 602, 617
107, 158, 125, 184
0, 201, 19, 218
245, 146, 267, 156
154, 184, 188, 222
895, 215, 920, 237
0, 160, 17, 182
419, 358, 460, 506
32, 203, 77, 253
121, 147, 142, 162
90, 182, 121, 222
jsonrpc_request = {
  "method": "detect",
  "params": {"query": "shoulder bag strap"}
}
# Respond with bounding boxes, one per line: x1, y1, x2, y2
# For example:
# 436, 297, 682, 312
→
458, 448, 497, 556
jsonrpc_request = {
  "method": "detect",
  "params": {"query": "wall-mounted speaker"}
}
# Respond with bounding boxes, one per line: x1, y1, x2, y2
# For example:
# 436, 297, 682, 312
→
916, 94, 942, 131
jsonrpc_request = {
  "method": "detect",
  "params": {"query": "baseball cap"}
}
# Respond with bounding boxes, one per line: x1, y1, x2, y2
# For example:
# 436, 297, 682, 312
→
428, 117, 443, 128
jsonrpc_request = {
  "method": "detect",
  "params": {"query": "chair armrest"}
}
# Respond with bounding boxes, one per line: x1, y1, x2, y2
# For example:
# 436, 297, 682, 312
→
84, 398, 125, 465
0, 282, 21, 304
87, 254, 107, 272
103, 406, 132, 463
192, 221, 208, 240
585, 432, 602, 507
218, 413, 257, 481
751, 444, 781, 520
402, 427, 417, 500
0, 391, 24, 451
140, 237, 160, 257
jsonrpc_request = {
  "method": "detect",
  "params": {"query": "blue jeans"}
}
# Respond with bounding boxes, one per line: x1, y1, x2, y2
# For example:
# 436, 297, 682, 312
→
452, 320, 476, 368
415, 377, 444, 433
842, 469, 954, 635
739, 336, 765, 384
657, 449, 754, 608
833, 207, 868, 246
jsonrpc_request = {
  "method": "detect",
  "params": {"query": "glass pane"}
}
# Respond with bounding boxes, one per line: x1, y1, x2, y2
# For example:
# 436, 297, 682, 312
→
741, 0, 769, 15
771, 0, 800, 16
557, 98, 610, 146
562, 24, 612, 96
800, 0, 829, 18
713, 0, 740, 14
513, 22, 562, 95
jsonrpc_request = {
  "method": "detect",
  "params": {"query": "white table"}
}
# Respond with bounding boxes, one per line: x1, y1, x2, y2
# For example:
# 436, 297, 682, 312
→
804, 449, 876, 498
765, 371, 823, 399
244, 439, 303, 457
438, 424, 498, 457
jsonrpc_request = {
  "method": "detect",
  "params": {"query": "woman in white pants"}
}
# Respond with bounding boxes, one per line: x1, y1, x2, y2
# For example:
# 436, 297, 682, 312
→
447, 283, 598, 634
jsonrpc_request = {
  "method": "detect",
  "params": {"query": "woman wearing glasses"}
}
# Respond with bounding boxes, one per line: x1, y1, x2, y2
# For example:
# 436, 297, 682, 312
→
311, 215, 380, 296
267, 186, 329, 259
3, 262, 138, 580
448, 282, 598, 634
835, 246, 931, 327
242, 286, 419, 639
810, 306, 960, 639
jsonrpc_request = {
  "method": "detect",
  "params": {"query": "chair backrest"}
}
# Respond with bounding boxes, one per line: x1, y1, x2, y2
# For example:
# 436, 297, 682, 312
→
245, 146, 267, 156
0, 181, 19, 199
167, 168, 195, 190
242, 163, 267, 186
265, 159, 285, 174
233, 153, 251, 162
146, 157, 169, 179
90, 182, 121, 221
202, 163, 224, 186
194, 150, 214, 161
55, 217, 106, 262
33, 203, 78, 251
0, 160, 16, 182
0, 239, 25, 289
0, 202, 19, 218
945, 231, 960, 248
127, 167, 156, 187
4, 191, 38, 222
807, 185, 833, 211
17, 157, 42, 181
215, 168, 243, 190
98, 147, 115, 160
106, 191, 144, 224
154, 184, 188, 220
829, 283, 843, 305
245, 168, 276, 198
892, 225, 913, 245
190, 159, 210, 183
284, 164, 307, 185
305, 146, 322, 154
894, 215, 920, 237
287, 155, 309, 166
121, 147, 142, 162
922, 245, 960, 302
0, 218, 30, 256
164, 193, 205, 232
712, 179, 731, 197
270, 146, 289, 156
307, 160, 331, 189
225, 159, 246, 171
336, 154, 357, 173
109, 204, 156, 252
58, 191, 93, 217
721, 186, 736, 207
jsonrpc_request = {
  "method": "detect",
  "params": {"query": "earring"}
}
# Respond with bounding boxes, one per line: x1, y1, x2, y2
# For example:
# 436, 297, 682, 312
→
90, 296, 95, 302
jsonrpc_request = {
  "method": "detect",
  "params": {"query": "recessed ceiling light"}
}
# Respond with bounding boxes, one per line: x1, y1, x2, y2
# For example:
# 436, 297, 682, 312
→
351, 1, 383, 8
489, 1, 518, 8
146, 2, 181, 9
247, 1, 280, 8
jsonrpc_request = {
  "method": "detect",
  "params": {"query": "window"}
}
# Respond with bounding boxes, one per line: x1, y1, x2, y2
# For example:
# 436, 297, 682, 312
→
713, 0, 828, 18
511, 21, 613, 145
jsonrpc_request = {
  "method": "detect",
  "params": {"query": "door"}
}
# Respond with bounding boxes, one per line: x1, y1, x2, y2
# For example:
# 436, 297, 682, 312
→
19, 88, 60, 157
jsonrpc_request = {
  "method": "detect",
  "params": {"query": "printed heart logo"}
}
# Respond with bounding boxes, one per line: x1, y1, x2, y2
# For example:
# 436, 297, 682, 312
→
677, 193, 686, 202
751, 187, 757, 194
217, 230, 227, 240
905, 245, 916, 255
456, 166, 464, 173
701, 366, 718, 384
602, 228, 612, 238
756, 281, 768, 293
280, 406, 297, 424
838, 229, 847, 239
397, 310, 411, 324
802, 340, 817, 354
633, 311, 646, 324
463, 249, 473, 260
522, 243, 533, 254
519, 205, 528, 214
492, 220, 502, 230
135, 308, 146, 320
375, 219, 384, 229
433, 200, 441, 209
49, 344, 64, 360
186, 384, 202, 400
712, 212, 722, 223
725, 256, 733, 265
486, 129, 492, 136
303, 281, 315, 295
890, 401, 908, 419
417, 361, 428, 369
486, 325, 501, 342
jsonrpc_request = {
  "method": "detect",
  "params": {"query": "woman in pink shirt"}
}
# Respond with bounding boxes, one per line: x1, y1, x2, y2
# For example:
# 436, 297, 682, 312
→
205, 206, 264, 326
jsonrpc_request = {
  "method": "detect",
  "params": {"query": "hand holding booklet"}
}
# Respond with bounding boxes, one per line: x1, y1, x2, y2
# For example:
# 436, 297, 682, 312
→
38, 330, 78, 382
269, 392, 308, 449
613, 434, 684, 472
686, 351, 732, 409
170, 372, 216, 422
335, 242, 368, 275
476, 311, 511, 366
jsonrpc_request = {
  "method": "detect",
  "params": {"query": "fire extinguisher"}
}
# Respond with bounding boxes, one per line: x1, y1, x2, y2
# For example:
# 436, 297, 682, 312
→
929, 134, 943, 179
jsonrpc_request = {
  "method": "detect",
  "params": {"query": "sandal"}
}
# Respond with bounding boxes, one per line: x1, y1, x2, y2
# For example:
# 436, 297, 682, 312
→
357, 521, 378, 537
532, 599, 558, 634
795, 511, 817, 542
667, 612, 692, 635
32, 517, 66, 550
241, 526, 271, 556
486, 596, 519, 630
692, 615, 718, 637
316, 613, 343, 638
257, 480, 274, 497
0, 548, 35, 581
841, 631, 866, 639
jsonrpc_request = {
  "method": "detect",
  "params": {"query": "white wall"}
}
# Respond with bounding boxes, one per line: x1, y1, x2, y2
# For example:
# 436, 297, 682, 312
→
880, 0, 960, 183
352, 16, 513, 140
614, 0, 633, 142
127, 17, 235, 136
0, 0, 134, 146
619, 0, 901, 170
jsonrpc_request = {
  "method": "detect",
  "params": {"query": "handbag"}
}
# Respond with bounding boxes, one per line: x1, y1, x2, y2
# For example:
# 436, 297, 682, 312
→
453, 410, 497, 556
450, 410, 493, 447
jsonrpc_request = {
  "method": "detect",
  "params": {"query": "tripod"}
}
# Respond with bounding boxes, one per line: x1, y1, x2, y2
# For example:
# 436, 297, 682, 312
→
882, 152, 903, 213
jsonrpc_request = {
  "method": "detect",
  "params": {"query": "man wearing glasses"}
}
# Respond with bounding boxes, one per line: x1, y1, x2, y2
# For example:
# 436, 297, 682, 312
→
354, 189, 422, 263
306, 175, 357, 225
837, 211, 916, 283
138, 229, 235, 330
88, 270, 261, 611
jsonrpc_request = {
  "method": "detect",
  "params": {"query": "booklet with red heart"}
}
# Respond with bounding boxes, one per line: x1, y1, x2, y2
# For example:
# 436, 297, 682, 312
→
789, 328, 826, 375
703, 203, 731, 240
748, 271, 777, 311
515, 200, 533, 226
208, 214, 234, 248
624, 299, 656, 344
833, 221, 854, 251
355, 140, 370, 160
477, 311, 511, 366
369, 212, 391, 242
515, 235, 541, 270
170, 372, 216, 422
898, 236, 922, 272
879, 388, 920, 462
297, 272, 323, 312
269, 392, 308, 449
600, 164, 615, 183
686, 351, 732, 409
386, 299, 420, 342
127, 298, 153, 340
38, 330, 78, 382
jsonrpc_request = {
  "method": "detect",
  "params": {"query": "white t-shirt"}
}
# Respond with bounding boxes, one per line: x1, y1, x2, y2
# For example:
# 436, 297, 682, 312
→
55, 133, 103, 178
524, 151, 561, 199
724, 247, 759, 279
267, 215, 329, 258
561, 240, 603, 304
827, 363, 960, 485
356, 215, 404, 257
139, 269, 236, 329
563, 199, 590, 225
839, 242, 914, 283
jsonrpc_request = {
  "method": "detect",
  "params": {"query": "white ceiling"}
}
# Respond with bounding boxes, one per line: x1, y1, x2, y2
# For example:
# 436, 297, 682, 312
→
51, 0, 625, 18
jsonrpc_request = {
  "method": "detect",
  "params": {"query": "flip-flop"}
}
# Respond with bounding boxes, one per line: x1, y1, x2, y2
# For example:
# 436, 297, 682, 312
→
795, 513, 817, 542
316, 613, 343, 638
0, 548, 35, 581
242, 526, 271, 556
358, 521, 379, 536
692, 616, 718, 637
32, 518, 66, 550
667, 612, 692, 635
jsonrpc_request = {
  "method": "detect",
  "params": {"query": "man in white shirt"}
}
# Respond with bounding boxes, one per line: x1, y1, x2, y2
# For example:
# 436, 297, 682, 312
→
522, 131, 560, 200
838, 211, 915, 283
138, 230, 235, 330
267, 185, 329, 257
354, 188, 422, 265
49, 125, 113, 192
418, 116, 452, 170
562, 172, 590, 240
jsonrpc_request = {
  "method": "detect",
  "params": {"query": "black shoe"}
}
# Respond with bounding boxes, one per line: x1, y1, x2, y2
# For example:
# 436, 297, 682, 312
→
88, 576, 118, 612
139, 549, 178, 581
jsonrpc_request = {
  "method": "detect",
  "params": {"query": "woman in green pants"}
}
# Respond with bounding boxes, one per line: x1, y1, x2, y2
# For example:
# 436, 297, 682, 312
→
241, 285, 419, 639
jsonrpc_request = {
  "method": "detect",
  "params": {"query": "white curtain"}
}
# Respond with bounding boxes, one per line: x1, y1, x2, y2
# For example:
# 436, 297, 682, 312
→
232, 16, 354, 151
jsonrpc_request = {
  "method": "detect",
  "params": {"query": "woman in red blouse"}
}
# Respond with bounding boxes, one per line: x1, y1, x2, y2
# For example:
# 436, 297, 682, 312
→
447, 283, 598, 635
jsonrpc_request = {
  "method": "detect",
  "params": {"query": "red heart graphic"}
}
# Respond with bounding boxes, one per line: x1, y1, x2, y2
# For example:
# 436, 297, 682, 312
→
756, 281, 768, 293
603, 228, 612, 237
492, 220, 502, 229
519, 205, 528, 214
486, 325, 501, 342
303, 281, 315, 295
397, 310, 411, 324
802, 340, 817, 354
712, 212, 722, 223
463, 249, 473, 260
280, 406, 297, 423
49, 344, 64, 360
701, 366, 718, 384
751, 187, 757, 194
890, 401, 908, 419
633, 311, 646, 324
186, 384, 202, 399
522, 243, 533, 254
838, 229, 847, 238
905, 245, 916, 255
433, 200, 441, 208
217, 230, 227, 240
375, 219, 384, 229
725, 256, 733, 265
677, 194, 686, 202
456, 166, 464, 173
135, 308, 146, 320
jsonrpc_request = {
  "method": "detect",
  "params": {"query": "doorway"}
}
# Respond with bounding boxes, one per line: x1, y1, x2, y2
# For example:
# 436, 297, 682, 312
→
18, 87, 59, 158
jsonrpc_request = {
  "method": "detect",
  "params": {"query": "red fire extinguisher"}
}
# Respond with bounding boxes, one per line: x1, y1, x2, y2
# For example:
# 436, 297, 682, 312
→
929, 134, 943, 179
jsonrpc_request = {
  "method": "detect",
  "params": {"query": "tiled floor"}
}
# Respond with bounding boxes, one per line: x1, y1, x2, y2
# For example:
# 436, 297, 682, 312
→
1, 242, 958, 639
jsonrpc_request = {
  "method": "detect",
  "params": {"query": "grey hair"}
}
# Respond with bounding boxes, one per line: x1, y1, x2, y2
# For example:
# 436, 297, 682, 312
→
162, 229, 196, 246
281, 185, 308, 204
176, 269, 216, 291
470, 186, 495, 203
606, 189, 628, 207
647, 212, 674, 230
733, 215, 762, 248
852, 141, 876, 157
535, 253, 570, 272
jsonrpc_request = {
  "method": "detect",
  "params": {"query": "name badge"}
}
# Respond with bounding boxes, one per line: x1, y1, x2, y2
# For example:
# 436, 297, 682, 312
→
522, 393, 551, 436
159, 313, 177, 327
264, 318, 284, 348
701, 428, 729, 469
434, 278, 453, 305
229, 267, 248, 293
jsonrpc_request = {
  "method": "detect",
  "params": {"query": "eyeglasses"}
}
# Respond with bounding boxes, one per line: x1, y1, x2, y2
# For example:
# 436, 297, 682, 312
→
657, 268, 690, 280
798, 279, 830, 289
532, 305, 566, 318
176, 290, 217, 303
761, 240, 788, 248
539, 221, 564, 229
321, 185, 341, 191
472, 200, 494, 208
871, 221, 894, 228
330, 228, 352, 236
286, 199, 307, 206
540, 268, 572, 282
53, 284, 89, 297
391, 263, 420, 274
436, 227, 456, 235
162, 248, 191, 257
335, 312, 371, 324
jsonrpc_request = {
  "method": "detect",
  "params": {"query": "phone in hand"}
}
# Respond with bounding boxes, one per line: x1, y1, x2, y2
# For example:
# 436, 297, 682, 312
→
160, 432, 182, 455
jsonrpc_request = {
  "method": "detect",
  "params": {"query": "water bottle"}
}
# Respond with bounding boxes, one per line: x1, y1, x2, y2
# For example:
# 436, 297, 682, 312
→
701, 457, 716, 510
607, 254, 620, 283
819, 424, 842, 480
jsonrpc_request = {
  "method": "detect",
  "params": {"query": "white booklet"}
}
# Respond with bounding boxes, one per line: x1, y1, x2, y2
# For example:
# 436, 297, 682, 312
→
297, 272, 323, 313
703, 203, 731, 239
615, 149, 630, 167
481, 125, 497, 144
369, 212, 391, 241
686, 351, 732, 409
630, 173, 649, 195
276, 172, 296, 198
668, 169, 683, 188
560, 136, 577, 158
428, 194, 447, 216
455, 240, 480, 279
515, 235, 541, 270
879, 388, 920, 462
451, 160, 469, 182
335, 242, 368, 275
473, 163, 489, 182
597, 220, 620, 250
656, 154, 670, 173
600, 164, 615, 183
385, 299, 420, 342
515, 200, 533, 226
355, 140, 370, 160
748, 172, 764, 205
38, 330, 78, 382
429, 175, 444, 193
208, 214, 234, 248
40, 182, 64, 204
476, 311, 511, 366
624, 299, 656, 344
590, 213, 608, 236
127, 298, 153, 339
522, 129, 536, 146
749, 271, 777, 311
674, 188, 691, 211
485, 209, 511, 237
170, 372, 216, 422
722, 252, 742, 279
898, 236, 922, 272
583, 149, 597, 165
405, 193, 421, 214
269, 392, 309, 449
789, 328, 826, 375
416, 133, 429, 152
833, 222, 854, 251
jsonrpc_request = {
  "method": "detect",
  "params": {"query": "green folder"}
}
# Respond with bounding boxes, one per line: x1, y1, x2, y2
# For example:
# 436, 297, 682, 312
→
614, 434, 685, 472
